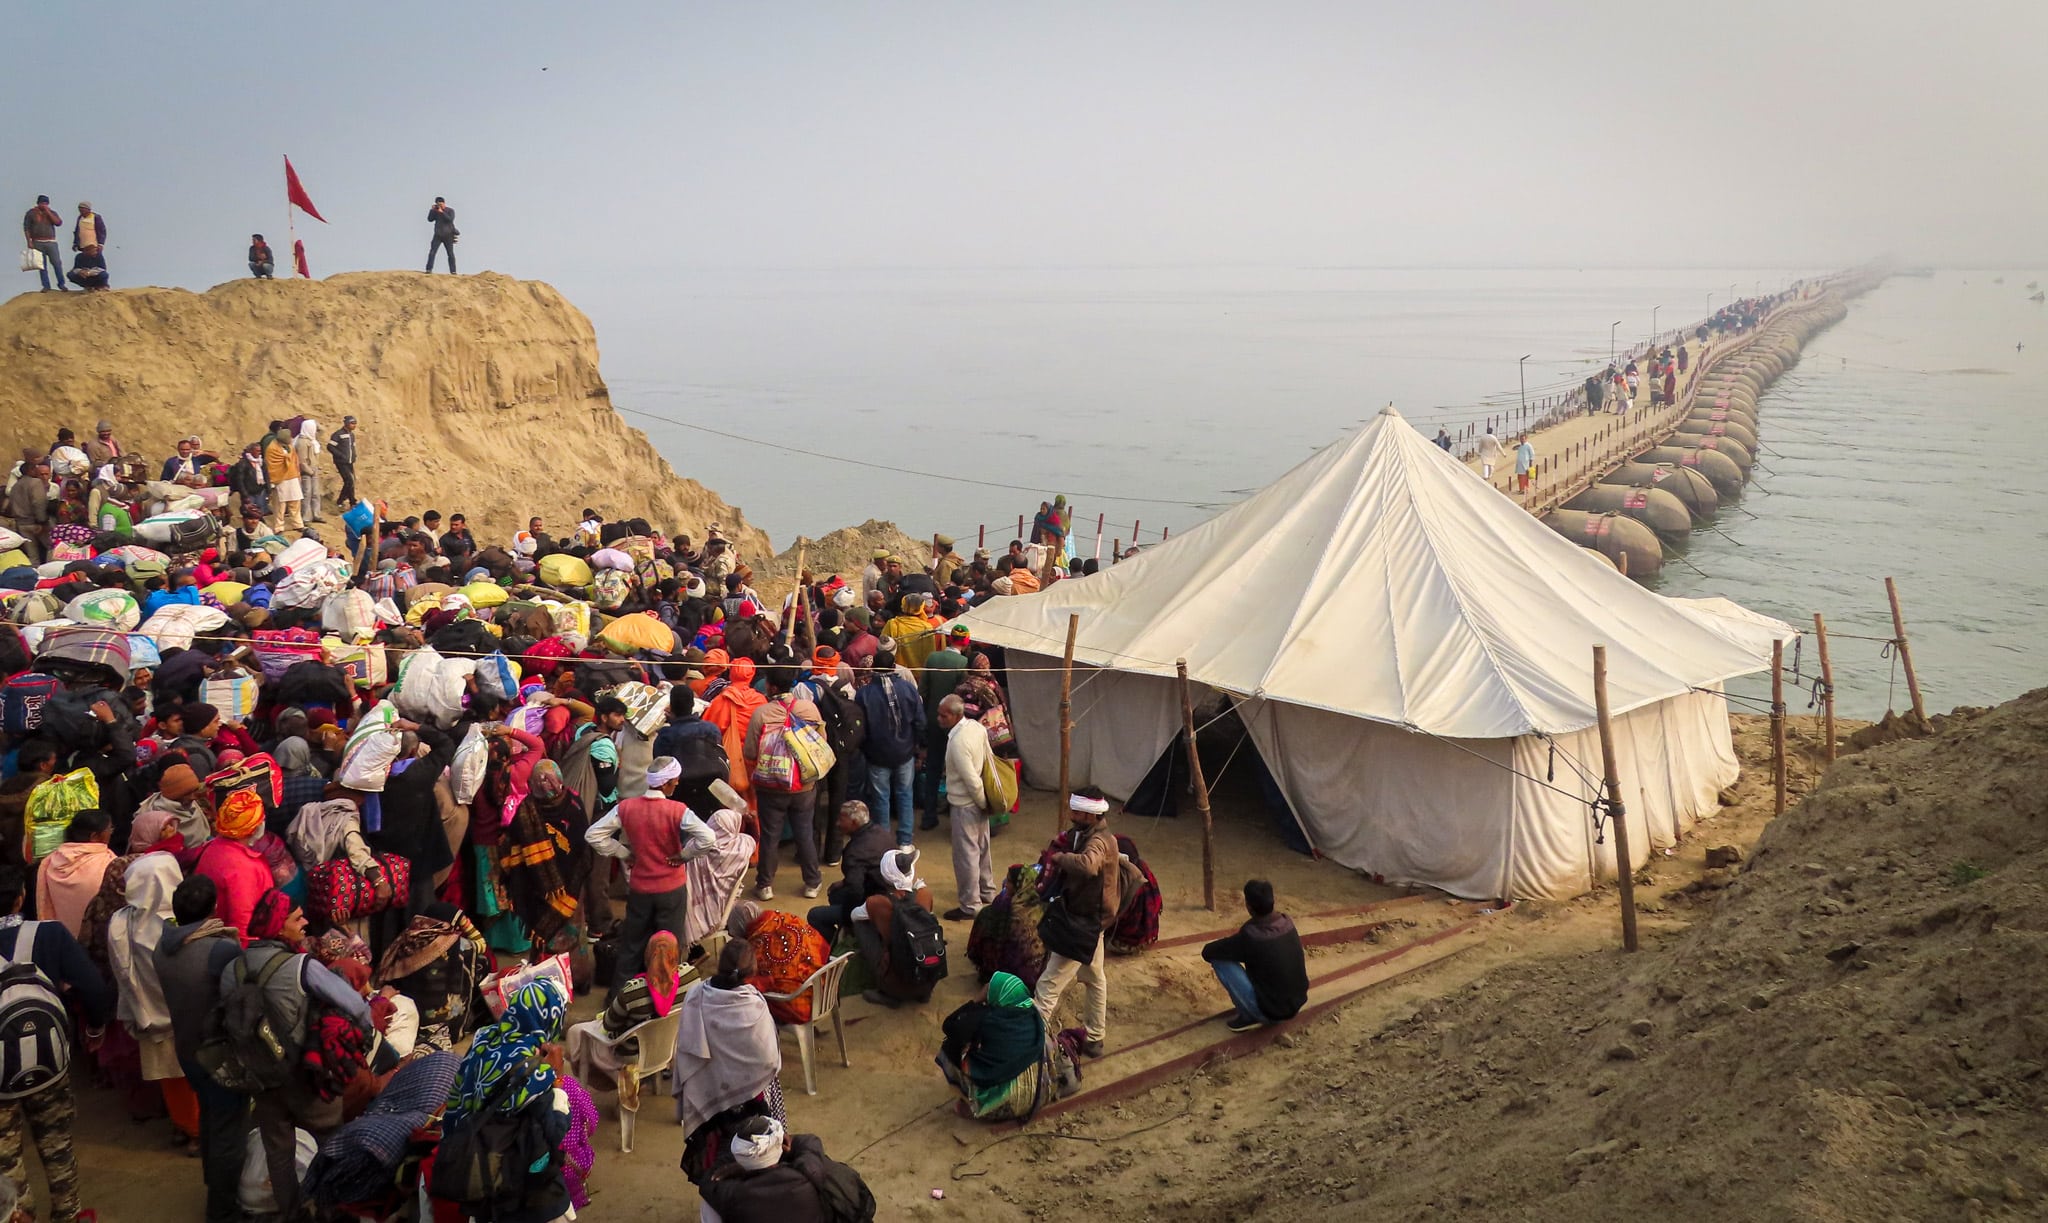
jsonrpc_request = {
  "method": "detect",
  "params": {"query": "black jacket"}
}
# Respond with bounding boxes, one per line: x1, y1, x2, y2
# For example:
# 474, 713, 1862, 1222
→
1201, 912, 1309, 1021
0, 918, 113, 1026
326, 428, 356, 469
427, 205, 458, 240
828, 821, 896, 909
155, 920, 243, 1062
365, 724, 456, 910
697, 1135, 845, 1223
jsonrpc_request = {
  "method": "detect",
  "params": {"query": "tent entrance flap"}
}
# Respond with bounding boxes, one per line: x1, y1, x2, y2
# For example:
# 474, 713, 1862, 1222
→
1120, 694, 1313, 857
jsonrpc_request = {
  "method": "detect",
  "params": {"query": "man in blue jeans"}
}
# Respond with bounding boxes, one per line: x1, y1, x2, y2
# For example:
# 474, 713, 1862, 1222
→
21, 195, 65, 291
855, 658, 923, 846
1201, 879, 1309, 1033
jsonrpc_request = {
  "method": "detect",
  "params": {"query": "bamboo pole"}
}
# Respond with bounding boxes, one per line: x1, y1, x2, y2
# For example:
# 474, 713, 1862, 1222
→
1813, 613, 1836, 764
1771, 638, 1787, 818
1093, 513, 1105, 560
1176, 659, 1216, 911
1884, 577, 1928, 726
1057, 613, 1078, 838
790, 541, 808, 653
1592, 645, 1638, 953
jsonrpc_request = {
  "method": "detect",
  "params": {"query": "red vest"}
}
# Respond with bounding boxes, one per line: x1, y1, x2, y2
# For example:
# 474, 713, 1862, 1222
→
617, 795, 690, 894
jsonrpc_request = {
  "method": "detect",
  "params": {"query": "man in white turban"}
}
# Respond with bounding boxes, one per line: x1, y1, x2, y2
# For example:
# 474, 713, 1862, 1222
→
585, 755, 717, 990
696, 1115, 877, 1219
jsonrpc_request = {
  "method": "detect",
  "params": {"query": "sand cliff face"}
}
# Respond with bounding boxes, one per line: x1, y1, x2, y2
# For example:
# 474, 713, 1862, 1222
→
0, 272, 770, 558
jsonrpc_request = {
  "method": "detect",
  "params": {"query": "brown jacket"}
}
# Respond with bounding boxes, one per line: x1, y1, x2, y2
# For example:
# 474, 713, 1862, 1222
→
1052, 824, 1120, 932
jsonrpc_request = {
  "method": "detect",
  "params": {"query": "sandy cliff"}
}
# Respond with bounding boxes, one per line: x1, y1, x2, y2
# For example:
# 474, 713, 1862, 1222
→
0, 272, 770, 558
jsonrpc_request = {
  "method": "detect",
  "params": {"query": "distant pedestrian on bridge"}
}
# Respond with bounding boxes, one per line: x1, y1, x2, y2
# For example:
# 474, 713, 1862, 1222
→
1514, 435, 1535, 494
1475, 428, 1506, 481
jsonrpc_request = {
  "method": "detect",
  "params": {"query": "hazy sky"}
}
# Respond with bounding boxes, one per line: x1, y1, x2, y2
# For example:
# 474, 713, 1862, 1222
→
8, 0, 2042, 292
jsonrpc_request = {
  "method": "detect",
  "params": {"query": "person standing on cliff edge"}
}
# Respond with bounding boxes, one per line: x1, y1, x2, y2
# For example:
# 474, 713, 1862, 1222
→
426, 196, 459, 273
21, 196, 65, 292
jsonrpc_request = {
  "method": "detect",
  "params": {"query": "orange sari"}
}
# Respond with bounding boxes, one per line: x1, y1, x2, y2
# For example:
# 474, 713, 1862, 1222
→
744, 910, 831, 1024
702, 657, 765, 806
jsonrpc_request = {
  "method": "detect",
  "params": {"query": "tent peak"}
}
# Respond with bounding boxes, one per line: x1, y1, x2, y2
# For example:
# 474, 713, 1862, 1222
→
1376, 403, 1402, 419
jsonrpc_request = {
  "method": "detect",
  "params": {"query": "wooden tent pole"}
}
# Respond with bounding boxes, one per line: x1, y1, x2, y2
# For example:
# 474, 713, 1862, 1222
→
1057, 613, 1078, 838
1813, 613, 1836, 765
1592, 645, 1638, 952
1771, 638, 1787, 817
1177, 659, 1216, 911
1884, 577, 1928, 726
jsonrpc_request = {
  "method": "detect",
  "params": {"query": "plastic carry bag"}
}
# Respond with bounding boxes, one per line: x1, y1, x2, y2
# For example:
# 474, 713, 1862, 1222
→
337, 700, 403, 792
393, 646, 467, 726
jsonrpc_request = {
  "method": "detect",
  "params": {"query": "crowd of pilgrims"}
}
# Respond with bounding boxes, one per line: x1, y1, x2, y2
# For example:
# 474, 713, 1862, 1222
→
0, 436, 1181, 1222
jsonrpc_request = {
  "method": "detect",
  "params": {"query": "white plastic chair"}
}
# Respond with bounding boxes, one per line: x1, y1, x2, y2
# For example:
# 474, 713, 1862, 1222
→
573, 1010, 683, 1153
764, 953, 854, 1095
689, 872, 750, 969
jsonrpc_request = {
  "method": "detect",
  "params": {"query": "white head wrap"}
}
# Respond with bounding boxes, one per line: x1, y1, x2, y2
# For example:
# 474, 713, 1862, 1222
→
298, 420, 318, 440
881, 847, 921, 892
832, 587, 855, 609
1069, 793, 1110, 816
731, 1117, 785, 1171
646, 755, 682, 787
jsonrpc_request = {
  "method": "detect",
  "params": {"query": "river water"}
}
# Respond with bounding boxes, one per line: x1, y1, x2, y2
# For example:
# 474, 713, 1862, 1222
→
591, 267, 2046, 720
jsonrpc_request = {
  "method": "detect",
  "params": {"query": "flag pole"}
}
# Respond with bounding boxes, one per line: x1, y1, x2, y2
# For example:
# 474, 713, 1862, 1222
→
284, 155, 296, 277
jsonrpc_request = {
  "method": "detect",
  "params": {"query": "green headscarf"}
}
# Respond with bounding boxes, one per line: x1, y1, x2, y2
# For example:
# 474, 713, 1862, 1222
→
987, 971, 1031, 1010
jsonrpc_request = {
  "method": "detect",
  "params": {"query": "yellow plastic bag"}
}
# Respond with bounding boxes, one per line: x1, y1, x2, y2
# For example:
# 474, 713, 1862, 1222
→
460, 580, 508, 608
27, 768, 99, 859
598, 613, 676, 656
537, 554, 593, 589
202, 580, 250, 605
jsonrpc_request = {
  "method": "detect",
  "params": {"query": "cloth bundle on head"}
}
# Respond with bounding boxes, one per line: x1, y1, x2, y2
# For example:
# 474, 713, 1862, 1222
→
731, 1116, 786, 1171
832, 587, 855, 609
646, 756, 682, 788
1069, 793, 1110, 816
216, 788, 267, 839
881, 847, 922, 892
248, 888, 294, 941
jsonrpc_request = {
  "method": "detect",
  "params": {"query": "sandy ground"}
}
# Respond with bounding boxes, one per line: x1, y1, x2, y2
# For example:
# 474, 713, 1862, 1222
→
68, 708, 1853, 1220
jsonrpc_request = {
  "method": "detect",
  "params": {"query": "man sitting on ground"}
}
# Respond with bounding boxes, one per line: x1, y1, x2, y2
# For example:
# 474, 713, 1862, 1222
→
1200, 878, 1308, 1033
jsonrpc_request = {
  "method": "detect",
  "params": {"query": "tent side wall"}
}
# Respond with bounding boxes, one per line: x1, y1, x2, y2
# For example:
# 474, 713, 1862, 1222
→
1510, 687, 1739, 897
1009, 655, 1740, 903
1245, 703, 1517, 899
1005, 653, 1186, 800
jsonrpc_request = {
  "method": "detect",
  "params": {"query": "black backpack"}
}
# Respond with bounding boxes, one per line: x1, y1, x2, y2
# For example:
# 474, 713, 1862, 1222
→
813, 685, 867, 757
793, 1148, 878, 1223
888, 897, 948, 988
196, 950, 297, 1093
0, 924, 71, 1100
429, 1053, 549, 1214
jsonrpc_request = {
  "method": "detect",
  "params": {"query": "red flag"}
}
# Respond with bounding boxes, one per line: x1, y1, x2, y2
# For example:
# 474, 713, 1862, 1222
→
284, 156, 327, 223
293, 239, 310, 279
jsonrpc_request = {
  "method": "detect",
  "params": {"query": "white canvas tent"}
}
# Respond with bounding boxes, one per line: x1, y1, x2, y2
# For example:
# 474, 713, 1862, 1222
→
958, 407, 1794, 900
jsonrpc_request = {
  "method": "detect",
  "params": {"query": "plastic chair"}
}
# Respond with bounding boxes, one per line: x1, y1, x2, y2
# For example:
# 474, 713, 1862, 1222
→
688, 872, 749, 970
574, 1010, 683, 1153
764, 953, 854, 1095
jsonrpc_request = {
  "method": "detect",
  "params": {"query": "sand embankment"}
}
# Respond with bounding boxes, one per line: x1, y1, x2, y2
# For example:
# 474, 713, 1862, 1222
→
0, 272, 771, 558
